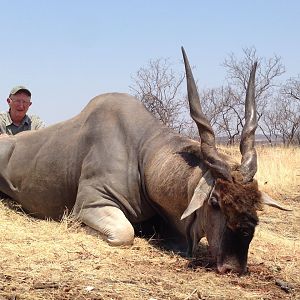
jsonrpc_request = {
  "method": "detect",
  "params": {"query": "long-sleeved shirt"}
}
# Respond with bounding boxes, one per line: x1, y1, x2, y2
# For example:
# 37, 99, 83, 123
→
0, 111, 45, 135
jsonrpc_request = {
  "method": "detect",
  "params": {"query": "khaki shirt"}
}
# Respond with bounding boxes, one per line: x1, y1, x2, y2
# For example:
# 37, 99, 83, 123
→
0, 111, 45, 135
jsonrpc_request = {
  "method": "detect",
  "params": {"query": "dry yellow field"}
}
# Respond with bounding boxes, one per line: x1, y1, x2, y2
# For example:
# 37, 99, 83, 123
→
0, 146, 299, 300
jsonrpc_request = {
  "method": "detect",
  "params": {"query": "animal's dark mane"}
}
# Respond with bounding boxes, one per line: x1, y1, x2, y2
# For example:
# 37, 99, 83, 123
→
216, 171, 263, 230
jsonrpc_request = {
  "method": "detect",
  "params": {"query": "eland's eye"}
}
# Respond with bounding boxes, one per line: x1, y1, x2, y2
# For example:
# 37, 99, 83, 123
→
239, 228, 254, 238
209, 197, 219, 209
242, 231, 250, 237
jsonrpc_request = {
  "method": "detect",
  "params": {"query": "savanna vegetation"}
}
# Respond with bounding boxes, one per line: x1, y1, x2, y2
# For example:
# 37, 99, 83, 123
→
0, 146, 299, 300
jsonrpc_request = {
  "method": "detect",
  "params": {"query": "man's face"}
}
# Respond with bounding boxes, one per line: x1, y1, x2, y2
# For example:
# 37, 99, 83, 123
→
7, 92, 32, 122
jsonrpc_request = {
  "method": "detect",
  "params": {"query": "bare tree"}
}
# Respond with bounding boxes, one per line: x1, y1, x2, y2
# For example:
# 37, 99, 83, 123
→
199, 86, 242, 144
129, 48, 290, 145
222, 46, 285, 144
129, 58, 187, 132
278, 75, 300, 145
223, 47, 284, 100
282, 75, 300, 102
271, 96, 300, 145
259, 112, 277, 145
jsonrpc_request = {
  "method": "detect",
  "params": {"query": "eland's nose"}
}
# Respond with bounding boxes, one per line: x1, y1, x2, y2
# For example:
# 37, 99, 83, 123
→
217, 263, 247, 275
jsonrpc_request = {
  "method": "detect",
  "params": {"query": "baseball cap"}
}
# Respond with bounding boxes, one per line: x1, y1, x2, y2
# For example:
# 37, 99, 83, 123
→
9, 86, 31, 97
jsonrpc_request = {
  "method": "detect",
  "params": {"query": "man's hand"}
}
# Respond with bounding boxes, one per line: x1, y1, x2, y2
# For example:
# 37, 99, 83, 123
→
0, 133, 10, 139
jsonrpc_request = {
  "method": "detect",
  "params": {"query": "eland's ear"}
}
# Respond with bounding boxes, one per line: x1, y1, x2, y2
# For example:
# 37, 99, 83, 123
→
261, 192, 292, 211
181, 171, 214, 220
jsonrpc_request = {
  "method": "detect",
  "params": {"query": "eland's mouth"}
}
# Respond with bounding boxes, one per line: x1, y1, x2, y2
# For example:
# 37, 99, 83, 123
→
217, 259, 247, 275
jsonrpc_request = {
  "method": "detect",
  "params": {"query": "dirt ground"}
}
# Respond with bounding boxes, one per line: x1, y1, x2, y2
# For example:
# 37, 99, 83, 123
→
0, 195, 299, 300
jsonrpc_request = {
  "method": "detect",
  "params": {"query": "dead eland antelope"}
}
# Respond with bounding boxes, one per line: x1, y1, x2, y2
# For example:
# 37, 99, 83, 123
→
0, 47, 289, 274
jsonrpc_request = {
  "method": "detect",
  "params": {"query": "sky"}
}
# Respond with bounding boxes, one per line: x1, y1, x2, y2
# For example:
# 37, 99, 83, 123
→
1, 1, 299, 125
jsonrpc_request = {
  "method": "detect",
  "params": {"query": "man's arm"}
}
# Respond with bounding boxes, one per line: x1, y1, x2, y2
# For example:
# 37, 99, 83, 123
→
0, 125, 9, 138
30, 115, 46, 130
0, 120, 9, 137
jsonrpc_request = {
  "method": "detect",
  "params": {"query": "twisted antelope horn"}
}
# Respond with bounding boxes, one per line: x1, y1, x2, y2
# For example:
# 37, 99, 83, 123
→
182, 47, 232, 181
239, 62, 258, 182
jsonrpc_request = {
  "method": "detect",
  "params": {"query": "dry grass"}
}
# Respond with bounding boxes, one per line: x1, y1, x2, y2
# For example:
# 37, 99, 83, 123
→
256, 146, 300, 200
0, 146, 299, 300
219, 145, 300, 200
